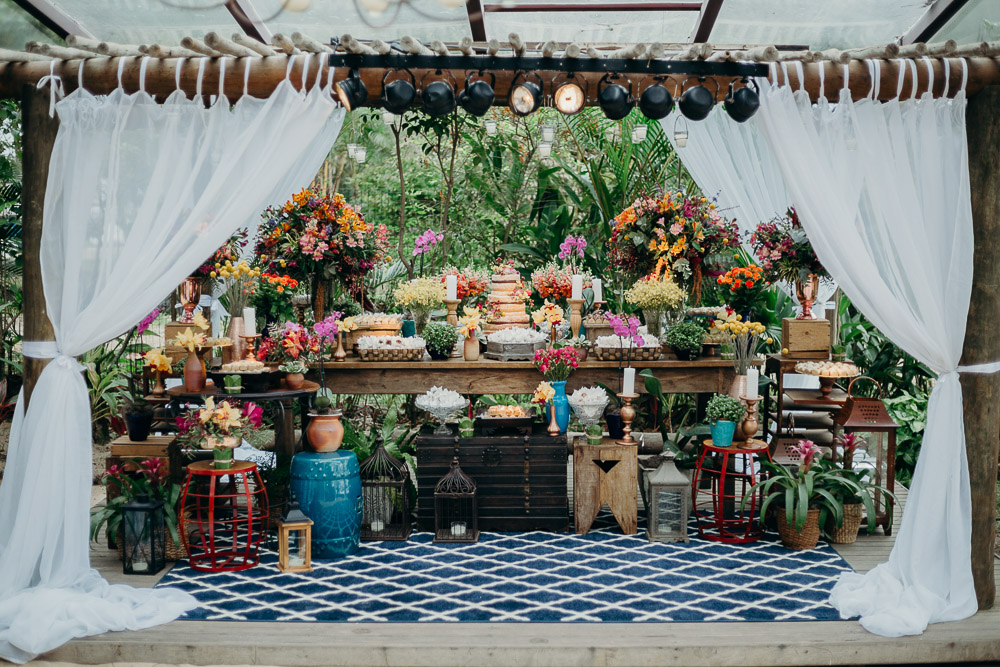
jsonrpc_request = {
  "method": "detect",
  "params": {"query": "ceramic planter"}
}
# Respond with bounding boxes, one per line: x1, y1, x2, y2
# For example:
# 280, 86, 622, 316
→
125, 413, 152, 442
709, 419, 736, 448
285, 372, 305, 390
307, 411, 345, 452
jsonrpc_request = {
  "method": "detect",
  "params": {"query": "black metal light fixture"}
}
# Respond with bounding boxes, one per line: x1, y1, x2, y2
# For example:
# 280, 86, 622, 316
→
509, 72, 543, 116
381, 69, 417, 114
724, 78, 761, 123
639, 76, 675, 120
421, 70, 457, 117
458, 71, 495, 117
336, 69, 368, 112
678, 77, 717, 121
598, 73, 634, 121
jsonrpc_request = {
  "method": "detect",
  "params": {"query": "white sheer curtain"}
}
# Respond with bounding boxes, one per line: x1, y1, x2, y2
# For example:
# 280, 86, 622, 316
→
0, 56, 345, 663
756, 59, 988, 636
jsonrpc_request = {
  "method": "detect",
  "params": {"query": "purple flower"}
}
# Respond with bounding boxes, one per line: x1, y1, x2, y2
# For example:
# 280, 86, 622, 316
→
313, 312, 343, 341
412, 228, 445, 257
136, 308, 160, 335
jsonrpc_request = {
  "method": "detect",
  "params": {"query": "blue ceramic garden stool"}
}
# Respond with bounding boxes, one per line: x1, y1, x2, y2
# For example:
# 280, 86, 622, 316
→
290, 451, 362, 559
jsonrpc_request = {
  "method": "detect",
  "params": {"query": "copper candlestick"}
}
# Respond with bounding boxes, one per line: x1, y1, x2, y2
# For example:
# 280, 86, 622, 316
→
568, 298, 584, 339
616, 393, 639, 446
739, 395, 760, 448
241, 334, 261, 361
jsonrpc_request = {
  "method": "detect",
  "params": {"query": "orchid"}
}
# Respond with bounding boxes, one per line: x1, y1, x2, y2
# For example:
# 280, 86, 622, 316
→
136, 307, 160, 335
313, 312, 344, 342
458, 307, 482, 339
532, 381, 555, 404
193, 311, 210, 331
173, 327, 206, 353
557, 235, 587, 260
412, 229, 445, 257
144, 348, 172, 373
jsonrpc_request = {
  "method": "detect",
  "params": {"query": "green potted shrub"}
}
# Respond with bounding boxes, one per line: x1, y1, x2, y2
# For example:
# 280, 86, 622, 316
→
705, 393, 744, 448
279, 359, 308, 389
424, 322, 458, 361
223, 374, 242, 395
663, 320, 705, 361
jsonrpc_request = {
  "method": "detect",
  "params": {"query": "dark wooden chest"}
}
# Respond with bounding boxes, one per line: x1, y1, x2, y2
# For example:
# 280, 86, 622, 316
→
415, 427, 569, 532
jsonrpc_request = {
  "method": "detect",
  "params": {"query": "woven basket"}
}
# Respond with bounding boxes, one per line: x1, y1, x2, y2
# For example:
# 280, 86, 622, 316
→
358, 347, 425, 362
829, 502, 863, 544
592, 346, 662, 362
776, 507, 821, 550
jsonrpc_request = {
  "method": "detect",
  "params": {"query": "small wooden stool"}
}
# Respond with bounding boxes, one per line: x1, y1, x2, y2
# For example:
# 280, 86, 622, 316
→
573, 438, 638, 535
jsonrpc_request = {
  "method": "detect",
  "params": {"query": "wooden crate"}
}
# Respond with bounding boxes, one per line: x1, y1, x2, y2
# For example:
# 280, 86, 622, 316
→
415, 427, 569, 532
781, 317, 831, 359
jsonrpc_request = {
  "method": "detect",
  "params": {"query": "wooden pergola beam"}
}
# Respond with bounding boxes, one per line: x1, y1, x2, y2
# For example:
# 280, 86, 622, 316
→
9, 0, 93, 40
1, 55, 998, 104
689, 0, 724, 44
899, 0, 972, 45
465, 0, 487, 42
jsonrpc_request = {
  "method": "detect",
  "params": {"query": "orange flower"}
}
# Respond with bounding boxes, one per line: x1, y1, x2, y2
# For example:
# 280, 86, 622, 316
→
746, 280, 754, 288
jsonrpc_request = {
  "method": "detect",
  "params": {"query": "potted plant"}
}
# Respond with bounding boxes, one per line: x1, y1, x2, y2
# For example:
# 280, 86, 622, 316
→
91, 457, 185, 561
279, 360, 308, 389
424, 321, 458, 361
563, 336, 591, 362
123, 394, 154, 442
223, 374, 242, 394
458, 308, 482, 361
175, 397, 260, 469
743, 440, 847, 550
532, 346, 580, 433
704, 394, 744, 448
394, 277, 446, 335
825, 433, 897, 544
663, 320, 704, 360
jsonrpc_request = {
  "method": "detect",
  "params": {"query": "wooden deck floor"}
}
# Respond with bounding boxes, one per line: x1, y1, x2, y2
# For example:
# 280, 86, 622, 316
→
44, 481, 1000, 667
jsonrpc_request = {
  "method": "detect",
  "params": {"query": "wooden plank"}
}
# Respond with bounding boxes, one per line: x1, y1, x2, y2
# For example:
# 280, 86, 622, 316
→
899, 0, 973, 45
962, 82, 1000, 609
689, 0, 725, 43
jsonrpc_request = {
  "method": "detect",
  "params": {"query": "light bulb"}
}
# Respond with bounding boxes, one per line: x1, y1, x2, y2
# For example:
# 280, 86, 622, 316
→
484, 118, 497, 136
540, 124, 556, 143
554, 82, 585, 115
357, 0, 387, 14
510, 81, 541, 116
631, 124, 647, 143
282, 0, 311, 11
382, 109, 395, 125
537, 142, 552, 158
355, 146, 367, 163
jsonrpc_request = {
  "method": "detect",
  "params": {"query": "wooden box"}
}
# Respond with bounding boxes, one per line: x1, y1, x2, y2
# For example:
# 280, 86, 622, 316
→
164, 321, 193, 363
781, 317, 831, 359
415, 427, 569, 532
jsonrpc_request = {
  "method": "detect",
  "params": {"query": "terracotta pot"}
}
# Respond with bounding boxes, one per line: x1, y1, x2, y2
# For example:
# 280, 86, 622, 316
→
286, 372, 305, 389
576, 346, 588, 362
777, 507, 821, 550
183, 350, 206, 392
307, 411, 345, 452
463, 337, 480, 361
829, 502, 864, 544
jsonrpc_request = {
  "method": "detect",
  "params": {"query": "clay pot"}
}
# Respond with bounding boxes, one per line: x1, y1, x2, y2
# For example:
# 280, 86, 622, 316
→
463, 337, 480, 361
285, 372, 305, 390
183, 350, 205, 392
307, 411, 345, 452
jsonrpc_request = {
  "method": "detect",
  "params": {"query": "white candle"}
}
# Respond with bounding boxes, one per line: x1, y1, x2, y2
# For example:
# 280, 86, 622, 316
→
243, 307, 256, 336
746, 367, 759, 400
446, 274, 458, 301
571, 274, 583, 301
288, 555, 305, 567
131, 560, 148, 573
592, 278, 603, 303
450, 521, 467, 537
622, 367, 636, 396
370, 519, 385, 532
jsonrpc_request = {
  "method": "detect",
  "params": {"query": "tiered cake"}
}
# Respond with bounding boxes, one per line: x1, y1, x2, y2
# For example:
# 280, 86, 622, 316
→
483, 270, 530, 334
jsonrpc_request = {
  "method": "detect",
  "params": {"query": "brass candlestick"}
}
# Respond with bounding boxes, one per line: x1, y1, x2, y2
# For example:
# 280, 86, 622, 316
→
568, 298, 584, 339
547, 401, 561, 437
444, 299, 460, 326
333, 329, 347, 362
241, 334, 261, 361
739, 395, 760, 448
616, 393, 639, 446
549, 322, 559, 347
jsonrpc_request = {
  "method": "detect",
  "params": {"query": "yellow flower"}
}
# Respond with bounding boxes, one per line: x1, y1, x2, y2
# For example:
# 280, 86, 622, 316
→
339, 316, 358, 332
174, 327, 206, 352
766, 337, 774, 344
532, 381, 555, 404
531, 309, 546, 326
144, 348, 172, 372
193, 311, 210, 331
210, 271, 217, 279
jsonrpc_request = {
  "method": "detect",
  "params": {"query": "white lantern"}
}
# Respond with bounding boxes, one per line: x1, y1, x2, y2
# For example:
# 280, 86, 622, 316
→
537, 142, 552, 158
347, 143, 358, 158
540, 123, 556, 143
631, 124, 647, 143
673, 117, 688, 148
355, 146, 367, 164
484, 118, 497, 136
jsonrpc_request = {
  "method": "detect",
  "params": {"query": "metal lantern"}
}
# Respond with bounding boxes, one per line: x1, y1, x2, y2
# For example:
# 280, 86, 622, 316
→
433, 457, 479, 543
277, 501, 313, 573
121, 493, 166, 575
833, 377, 899, 535
645, 456, 691, 543
360, 439, 411, 541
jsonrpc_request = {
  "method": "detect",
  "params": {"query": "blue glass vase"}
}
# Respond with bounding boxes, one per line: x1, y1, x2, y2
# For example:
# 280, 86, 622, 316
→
550, 380, 570, 433
709, 419, 737, 448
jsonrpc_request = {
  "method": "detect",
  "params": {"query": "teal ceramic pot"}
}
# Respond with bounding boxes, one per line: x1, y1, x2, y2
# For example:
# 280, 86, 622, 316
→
290, 451, 362, 559
709, 419, 737, 448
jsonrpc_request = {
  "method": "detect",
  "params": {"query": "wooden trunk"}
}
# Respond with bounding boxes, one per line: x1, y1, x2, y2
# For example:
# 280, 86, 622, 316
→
415, 427, 569, 532
781, 317, 831, 358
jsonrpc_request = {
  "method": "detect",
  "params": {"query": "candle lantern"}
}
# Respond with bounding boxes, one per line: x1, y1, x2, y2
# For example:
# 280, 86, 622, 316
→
433, 458, 479, 543
360, 439, 411, 542
277, 501, 313, 573
832, 377, 899, 535
121, 493, 166, 575
644, 455, 691, 543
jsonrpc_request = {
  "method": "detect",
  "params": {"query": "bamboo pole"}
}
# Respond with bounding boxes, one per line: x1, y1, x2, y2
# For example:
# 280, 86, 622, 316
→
961, 83, 1000, 610
19, 85, 57, 407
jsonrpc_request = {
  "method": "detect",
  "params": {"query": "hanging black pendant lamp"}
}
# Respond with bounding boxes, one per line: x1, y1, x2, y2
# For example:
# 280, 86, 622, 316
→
381, 69, 417, 114
336, 68, 368, 112
724, 78, 761, 123
458, 72, 495, 117
598, 73, 633, 120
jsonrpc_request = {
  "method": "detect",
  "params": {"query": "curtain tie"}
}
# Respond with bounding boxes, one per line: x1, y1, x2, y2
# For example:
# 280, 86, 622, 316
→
939, 361, 1000, 382
21, 341, 83, 372
36, 61, 65, 117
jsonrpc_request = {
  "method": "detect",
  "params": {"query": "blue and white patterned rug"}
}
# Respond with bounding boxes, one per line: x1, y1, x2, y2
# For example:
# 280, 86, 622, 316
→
156, 518, 853, 623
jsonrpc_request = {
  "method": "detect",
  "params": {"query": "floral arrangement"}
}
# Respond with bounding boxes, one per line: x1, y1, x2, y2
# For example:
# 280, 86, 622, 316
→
255, 189, 391, 299
714, 316, 772, 374
532, 381, 555, 405
413, 229, 444, 257
91, 457, 182, 549
624, 274, 686, 310
249, 272, 301, 326
176, 396, 262, 449
196, 228, 249, 277
608, 191, 741, 291
716, 265, 770, 315
257, 321, 320, 364
606, 313, 646, 348
531, 301, 565, 327
748, 208, 827, 283
440, 267, 490, 301
558, 235, 587, 261
530, 262, 591, 300
144, 348, 171, 373
533, 346, 580, 381
212, 259, 260, 315
394, 277, 446, 311
458, 307, 482, 339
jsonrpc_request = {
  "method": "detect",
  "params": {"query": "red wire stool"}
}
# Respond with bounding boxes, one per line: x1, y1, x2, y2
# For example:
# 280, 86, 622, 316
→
691, 439, 771, 543
179, 460, 269, 572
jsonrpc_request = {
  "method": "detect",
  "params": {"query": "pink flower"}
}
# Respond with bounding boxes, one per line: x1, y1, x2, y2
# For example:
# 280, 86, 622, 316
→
242, 402, 263, 429
790, 439, 822, 471
669, 222, 683, 236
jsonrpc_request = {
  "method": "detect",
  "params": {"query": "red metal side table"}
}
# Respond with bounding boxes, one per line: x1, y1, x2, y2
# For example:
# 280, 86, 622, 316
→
179, 460, 269, 572
691, 439, 771, 543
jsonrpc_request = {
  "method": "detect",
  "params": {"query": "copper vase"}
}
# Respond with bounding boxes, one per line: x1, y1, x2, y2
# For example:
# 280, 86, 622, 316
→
306, 411, 344, 452
795, 273, 820, 320
225, 316, 247, 364
152, 371, 166, 396
333, 330, 347, 362
183, 350, 206, 392
178, 277, 202, 324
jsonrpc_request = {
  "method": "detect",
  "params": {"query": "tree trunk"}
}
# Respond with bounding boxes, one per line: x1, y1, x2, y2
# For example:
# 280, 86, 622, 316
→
961, 83, 1000, 610
20, 85, 58, 407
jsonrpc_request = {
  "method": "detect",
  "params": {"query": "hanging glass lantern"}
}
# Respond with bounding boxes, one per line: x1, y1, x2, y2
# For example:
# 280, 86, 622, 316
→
644, 456, 691, 543
537, 142, 552, 159
347, 143, 358, 158
673, 116, 689, 148
631, 124, 648, 143
355, 146, 367, 164
277, 500, 313, 573
433, 457, 478, 543
540, 123, 556, 143
360, 439, 411, 541
121, 493, 166, 575
484, 118, 497, 136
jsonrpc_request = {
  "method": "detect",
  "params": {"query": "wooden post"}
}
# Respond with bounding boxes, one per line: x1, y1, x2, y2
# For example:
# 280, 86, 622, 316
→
961, 83, 1000, 610
19, 84, 58, 407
